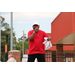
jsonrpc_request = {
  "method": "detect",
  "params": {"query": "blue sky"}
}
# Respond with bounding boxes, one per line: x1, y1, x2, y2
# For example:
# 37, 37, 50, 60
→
1, 12, 60, 40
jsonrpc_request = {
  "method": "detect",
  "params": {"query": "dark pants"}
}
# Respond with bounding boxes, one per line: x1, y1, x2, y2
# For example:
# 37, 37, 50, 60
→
28, 54, 45, 62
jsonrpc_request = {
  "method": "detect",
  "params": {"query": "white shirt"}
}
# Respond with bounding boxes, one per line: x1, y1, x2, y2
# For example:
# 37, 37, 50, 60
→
7, 57, 16, 62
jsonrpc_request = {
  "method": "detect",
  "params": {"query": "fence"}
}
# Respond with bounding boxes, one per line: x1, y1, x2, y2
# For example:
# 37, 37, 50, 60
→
2, 51, 75, 62
45, 51, 75, 62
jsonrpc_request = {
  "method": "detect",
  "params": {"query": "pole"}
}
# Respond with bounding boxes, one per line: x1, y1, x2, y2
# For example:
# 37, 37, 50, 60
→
23, 31, 24, 55
65, 52, 66, 62
11, 12, 13, 50
22, 31, 26, 57
0, 16, 1, 61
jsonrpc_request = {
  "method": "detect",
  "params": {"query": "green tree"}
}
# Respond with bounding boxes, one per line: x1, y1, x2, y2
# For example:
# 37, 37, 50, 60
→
18, 36, 29, 42
16, 40, 29, 52
15, 37, 29, 61
17, 35, 29, 52
1, 16, 17, 62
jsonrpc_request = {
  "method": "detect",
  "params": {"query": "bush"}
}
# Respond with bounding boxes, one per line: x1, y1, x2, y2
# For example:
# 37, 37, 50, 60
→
1, 54, 5, 62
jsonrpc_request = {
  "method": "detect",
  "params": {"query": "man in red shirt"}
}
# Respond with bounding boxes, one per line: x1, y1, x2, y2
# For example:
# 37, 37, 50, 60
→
28, 21, 51, 62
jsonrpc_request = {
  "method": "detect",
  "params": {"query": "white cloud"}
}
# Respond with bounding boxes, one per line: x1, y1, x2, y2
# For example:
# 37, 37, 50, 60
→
1, 12, 60, 21
17, 21, 26, 24
13, 12, 60, 19
17, 19, 52, 24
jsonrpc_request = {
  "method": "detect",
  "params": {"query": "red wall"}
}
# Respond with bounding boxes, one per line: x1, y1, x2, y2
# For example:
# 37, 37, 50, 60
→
72, 12, 75, 32
51, 12, 73, 44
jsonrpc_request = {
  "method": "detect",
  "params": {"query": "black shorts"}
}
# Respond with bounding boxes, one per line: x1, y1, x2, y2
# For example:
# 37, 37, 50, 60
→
28, 54, 45, 62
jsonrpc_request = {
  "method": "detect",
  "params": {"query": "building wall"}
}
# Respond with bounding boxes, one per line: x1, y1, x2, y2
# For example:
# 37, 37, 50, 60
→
51, 12, 73, 44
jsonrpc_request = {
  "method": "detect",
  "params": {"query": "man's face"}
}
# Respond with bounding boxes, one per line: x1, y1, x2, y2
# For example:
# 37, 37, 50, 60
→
33, 24, 39, 30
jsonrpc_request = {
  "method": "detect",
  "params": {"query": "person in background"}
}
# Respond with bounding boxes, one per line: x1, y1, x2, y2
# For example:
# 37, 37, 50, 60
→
5, 51, 8, 62
7, 54, 16, 62
27, 21, 51, 62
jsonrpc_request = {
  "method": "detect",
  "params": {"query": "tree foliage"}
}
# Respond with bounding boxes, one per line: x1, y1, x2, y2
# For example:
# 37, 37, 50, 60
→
1, 16, 17, 62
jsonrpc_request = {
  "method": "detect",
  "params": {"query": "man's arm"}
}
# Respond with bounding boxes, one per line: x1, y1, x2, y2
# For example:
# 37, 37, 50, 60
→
28, 27, 39, 41
43, 31, 51, 41
28, 31, 35, 41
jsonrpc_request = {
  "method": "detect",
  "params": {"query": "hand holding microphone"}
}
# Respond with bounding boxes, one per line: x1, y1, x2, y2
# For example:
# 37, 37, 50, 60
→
34, 27, 39, 33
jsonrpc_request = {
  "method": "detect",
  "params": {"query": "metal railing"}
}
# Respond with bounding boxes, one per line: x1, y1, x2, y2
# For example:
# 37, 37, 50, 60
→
45, 51, 75, 62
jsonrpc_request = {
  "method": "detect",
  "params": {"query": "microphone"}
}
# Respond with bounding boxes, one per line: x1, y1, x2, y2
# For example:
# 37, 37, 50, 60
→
36, 30, 38, 32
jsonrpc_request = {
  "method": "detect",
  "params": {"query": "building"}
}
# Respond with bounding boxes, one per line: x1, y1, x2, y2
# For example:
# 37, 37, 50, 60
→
45, 33, 74, 62
25, 12, 75, 62
45, 12, 75, 62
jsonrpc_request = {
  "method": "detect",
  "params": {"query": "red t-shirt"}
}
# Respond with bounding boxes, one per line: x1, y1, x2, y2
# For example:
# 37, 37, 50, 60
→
28, 30, 49, 54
